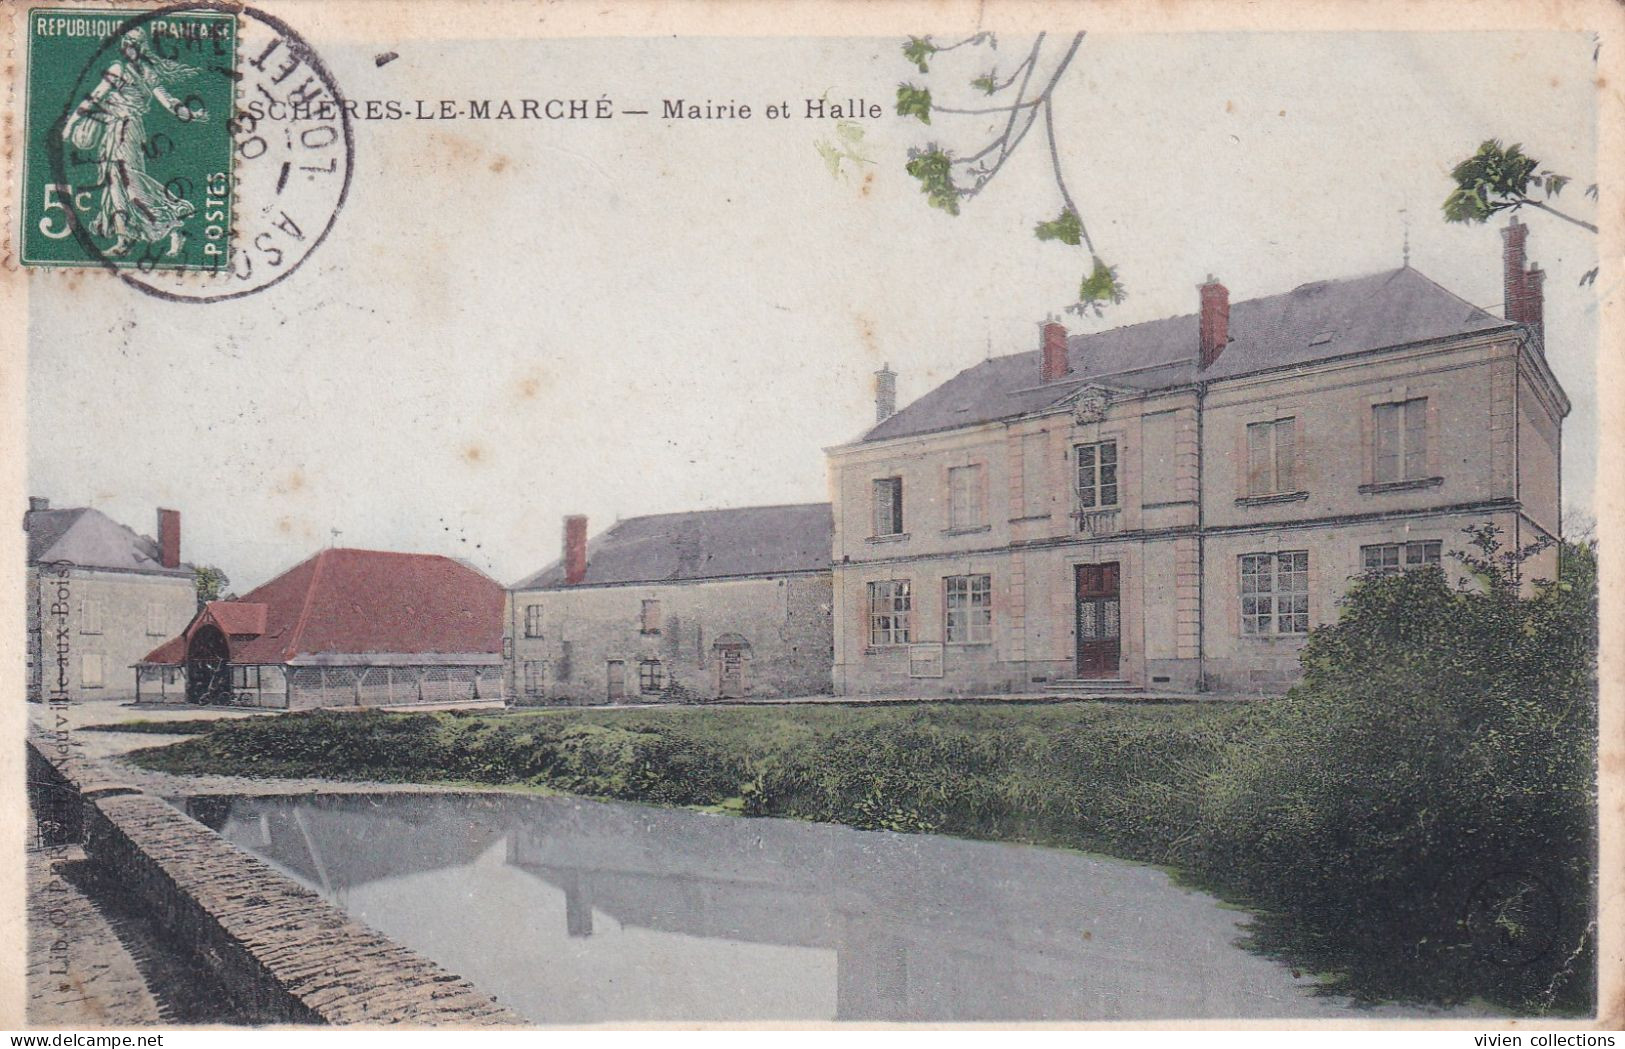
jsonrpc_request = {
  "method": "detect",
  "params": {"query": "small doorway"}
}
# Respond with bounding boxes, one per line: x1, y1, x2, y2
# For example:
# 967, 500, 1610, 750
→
606, 660, 626, 701
186, 624, 231, 704
713, 634, 751, 699
1075, 563, 1121, 678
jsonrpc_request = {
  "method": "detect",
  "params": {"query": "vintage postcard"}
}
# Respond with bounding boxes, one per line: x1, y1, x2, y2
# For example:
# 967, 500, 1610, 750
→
1, 0, 1619, 1033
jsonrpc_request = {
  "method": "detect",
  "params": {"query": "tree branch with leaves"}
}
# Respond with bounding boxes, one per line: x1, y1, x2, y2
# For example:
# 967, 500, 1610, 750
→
896, 32, 1123, 314
1443, 140, 1598, 234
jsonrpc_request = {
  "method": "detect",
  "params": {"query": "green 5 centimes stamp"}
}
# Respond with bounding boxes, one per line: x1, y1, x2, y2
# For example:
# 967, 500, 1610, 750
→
22, 7, 235, 273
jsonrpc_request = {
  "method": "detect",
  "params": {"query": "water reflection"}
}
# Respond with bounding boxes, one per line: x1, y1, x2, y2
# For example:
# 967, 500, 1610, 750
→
181, 792, 1345, 1023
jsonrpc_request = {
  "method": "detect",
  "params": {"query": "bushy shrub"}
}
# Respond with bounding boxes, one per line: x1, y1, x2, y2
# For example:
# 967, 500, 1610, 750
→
1190, 530, 1597, 1013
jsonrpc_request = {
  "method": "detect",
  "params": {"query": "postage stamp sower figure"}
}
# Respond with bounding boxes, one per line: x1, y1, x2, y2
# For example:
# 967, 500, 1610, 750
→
21, 8, 235, 272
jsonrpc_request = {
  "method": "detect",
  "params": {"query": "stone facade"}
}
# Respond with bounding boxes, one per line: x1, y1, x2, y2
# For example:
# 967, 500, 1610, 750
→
508, 572, 834, 704
830, 266, 1567, 698
29, 563, 196, 703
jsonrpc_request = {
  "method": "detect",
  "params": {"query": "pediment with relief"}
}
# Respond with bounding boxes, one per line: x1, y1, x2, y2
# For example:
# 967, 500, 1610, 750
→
1065, 384, 1114, 424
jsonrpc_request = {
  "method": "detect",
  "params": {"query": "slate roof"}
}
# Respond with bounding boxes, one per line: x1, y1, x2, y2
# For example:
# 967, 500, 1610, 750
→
515, 503, 833, 590
25, 504, 192, 576
142, 548, 503, 664
865, 267, 1515, 443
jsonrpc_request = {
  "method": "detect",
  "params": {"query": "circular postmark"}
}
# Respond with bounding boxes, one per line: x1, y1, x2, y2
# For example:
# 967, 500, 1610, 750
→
1461, 869, 1562, 968
43, 2, 352, 303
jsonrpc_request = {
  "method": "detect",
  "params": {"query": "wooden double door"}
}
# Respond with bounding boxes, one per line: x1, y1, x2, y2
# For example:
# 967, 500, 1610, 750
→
1075, 562, 1121, 678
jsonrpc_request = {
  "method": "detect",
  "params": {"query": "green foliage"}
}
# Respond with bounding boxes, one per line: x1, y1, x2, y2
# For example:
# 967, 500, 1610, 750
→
814, 120, 874, 181
1034, 209, 1083, 246
1077, 256, 1125, 306
902, 36, 936, 73
193, 564, 229, 609
1443, 139, 1551, 224
1189, 532, 1597, 1014
905, 146, 959, 215
895, 83, 932, 124
971, 73, 998, 95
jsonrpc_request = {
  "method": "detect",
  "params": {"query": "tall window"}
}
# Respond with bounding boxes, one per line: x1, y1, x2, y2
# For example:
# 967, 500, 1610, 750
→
641, 599, 662, 634
1075, 441, 1118, 509
146, 601, 167, 636
872, 477, 904, 536
557, 641, 574, 682
1021, 431, 1049, 517
1373, 398, 1428, 483
80, 653, 104, 689
944, 575, 992, 644
1239, 551, 1309, 636
522, 660, 547, 695
523, 604, 544, 638
639, 659, 665, 694
1361, 540, 1442, 575
867, 580, 911, 646
1246, 418, 1297, 496
80, 598, 103, 636
947, 465, 985, 530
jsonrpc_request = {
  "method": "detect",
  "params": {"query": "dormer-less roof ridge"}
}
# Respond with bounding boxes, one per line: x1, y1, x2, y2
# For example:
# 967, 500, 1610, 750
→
863, 266, 1513, 444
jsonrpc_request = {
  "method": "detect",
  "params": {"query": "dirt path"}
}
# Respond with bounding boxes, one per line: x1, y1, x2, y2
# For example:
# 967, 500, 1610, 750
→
26, 838, 164, 1027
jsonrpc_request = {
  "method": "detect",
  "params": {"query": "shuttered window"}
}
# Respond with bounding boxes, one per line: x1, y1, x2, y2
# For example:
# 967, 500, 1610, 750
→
1373, 398, 1428, 483
947, 465, 985, 529
1246, 417, 1296, 495
872, 477, 904, 536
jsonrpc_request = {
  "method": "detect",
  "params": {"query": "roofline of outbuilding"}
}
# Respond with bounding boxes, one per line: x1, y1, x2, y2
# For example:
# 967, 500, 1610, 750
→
27, 558, 196, 579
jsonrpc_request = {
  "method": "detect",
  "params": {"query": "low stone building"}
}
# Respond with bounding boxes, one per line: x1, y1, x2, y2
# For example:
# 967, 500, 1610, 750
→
138, 547, 504, 709
25, 498, 195, 703
508, 505, 834, 704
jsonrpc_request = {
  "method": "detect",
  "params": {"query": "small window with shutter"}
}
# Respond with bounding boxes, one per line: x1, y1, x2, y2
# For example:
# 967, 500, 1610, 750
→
80, 598, 103, 636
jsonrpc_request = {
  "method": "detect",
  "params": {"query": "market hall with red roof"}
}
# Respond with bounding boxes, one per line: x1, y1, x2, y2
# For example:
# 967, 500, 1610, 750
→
136, 548, 506, 709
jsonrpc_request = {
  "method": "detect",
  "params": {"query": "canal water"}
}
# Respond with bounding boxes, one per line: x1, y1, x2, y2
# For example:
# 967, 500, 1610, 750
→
179, 791, 1354, 1024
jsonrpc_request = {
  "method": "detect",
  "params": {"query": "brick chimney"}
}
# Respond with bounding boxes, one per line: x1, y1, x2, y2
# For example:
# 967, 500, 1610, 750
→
157, 508, 181, 569
1502, 217, 1545, 341
1039, 318, 1071, 383
563, 514, 588, 585
1199, 277, 1229, 369
874, 364, 897, 423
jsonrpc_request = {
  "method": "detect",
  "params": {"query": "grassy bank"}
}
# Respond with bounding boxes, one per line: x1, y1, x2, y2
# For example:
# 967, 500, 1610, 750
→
129, 701, 1238, 857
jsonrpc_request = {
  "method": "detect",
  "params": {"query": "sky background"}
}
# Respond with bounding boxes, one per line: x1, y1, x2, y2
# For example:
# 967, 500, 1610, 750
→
27, 31, 1600, 592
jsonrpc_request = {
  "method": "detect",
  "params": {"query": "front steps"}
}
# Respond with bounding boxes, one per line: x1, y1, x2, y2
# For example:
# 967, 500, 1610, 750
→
1046, 678, 1141, 695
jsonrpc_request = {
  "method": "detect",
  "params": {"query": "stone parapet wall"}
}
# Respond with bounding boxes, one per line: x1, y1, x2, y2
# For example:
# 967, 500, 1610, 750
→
26, 739, 521, 1027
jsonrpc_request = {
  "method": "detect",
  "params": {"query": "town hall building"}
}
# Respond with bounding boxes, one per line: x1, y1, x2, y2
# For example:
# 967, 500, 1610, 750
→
827, 218, 1567, 697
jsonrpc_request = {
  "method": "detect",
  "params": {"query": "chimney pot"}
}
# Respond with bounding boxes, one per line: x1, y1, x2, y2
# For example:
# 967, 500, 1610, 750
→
1501, 216, 1545, 342
563, 514, 588, 585
157, 508, 181, 569
1199, 278, 1230, 369
1039, 320, 1071, 383
874, 364, 897, 423
28, 496, 49, 512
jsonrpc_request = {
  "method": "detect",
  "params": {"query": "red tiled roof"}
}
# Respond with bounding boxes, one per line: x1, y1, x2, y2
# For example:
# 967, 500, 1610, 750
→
139, 548, 503, 665
203, 601, 268, 636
